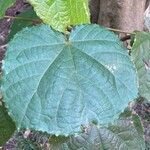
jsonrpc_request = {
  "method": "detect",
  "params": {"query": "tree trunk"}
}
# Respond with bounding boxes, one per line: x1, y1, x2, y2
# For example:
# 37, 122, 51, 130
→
90, 0, 147, 32
89, 0, 100, 23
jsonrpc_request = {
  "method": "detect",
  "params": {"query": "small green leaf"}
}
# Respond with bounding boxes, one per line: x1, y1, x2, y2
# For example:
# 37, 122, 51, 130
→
132, 114, 144, 135
119, 107, 132, 118
27, 0, 90, 32
0, 0, 16, 19
131, 32, 150, 100
8, 9, 39, 41
49, 135, 69, 150
2, 24, 138, 136
0, 105, 15, 146
119, 105, 144, 135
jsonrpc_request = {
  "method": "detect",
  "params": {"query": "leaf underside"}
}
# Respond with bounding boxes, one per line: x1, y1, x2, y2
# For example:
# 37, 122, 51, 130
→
132, 32, 150, 100
0, 0, 16, 19
2, 24, 138, 135
27, 0, 90, 32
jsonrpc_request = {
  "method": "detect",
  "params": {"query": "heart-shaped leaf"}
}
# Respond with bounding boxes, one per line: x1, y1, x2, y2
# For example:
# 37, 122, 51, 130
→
2, 24, 138, 135
27, 0, 90, 32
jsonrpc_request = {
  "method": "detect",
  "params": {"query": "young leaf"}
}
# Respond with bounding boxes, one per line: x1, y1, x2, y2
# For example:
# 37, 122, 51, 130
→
8, 9, 39, 41
2, 24, 138, 136
0, 105, 15, 146
131, 32, 150, 100
0, 0, 16, 19
27, 0, 90, 32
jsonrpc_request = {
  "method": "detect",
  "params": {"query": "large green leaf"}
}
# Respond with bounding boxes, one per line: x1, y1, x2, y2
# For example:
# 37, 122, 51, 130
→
49, 115, 145, 150
0, 105, 15, 146
131, 32, 150, 100
27, 0, 90, 32
8, 9, 39, 41
0, 0, 16, 19
2, 24, 138, 135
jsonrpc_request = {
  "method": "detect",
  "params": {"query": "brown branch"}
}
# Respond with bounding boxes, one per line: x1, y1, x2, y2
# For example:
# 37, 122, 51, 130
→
107, 27, 135, 35
4, 15, 136, 35
4, 15, 41, 22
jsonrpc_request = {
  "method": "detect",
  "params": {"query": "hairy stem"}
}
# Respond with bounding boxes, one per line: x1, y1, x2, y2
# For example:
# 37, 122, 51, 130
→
4, 15, 135, 35
4, 15, 41, 22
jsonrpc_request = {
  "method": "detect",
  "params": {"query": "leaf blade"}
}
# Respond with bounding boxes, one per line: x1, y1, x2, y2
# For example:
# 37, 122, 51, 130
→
49, 116, 145, 150
2, 24, 138, 135
0, 105, 16, 146
131, 32, 150, 100
27, 0, 90, 32
8, 9, 39, 41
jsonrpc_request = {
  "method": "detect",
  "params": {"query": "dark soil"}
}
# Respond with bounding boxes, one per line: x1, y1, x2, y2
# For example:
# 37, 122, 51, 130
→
0, 0, 150, 149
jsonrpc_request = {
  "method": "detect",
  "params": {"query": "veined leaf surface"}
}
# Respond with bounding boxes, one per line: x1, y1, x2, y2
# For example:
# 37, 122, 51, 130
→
27, 0, 90, 32
2, 24, 138, 135
49, 114, 145, 150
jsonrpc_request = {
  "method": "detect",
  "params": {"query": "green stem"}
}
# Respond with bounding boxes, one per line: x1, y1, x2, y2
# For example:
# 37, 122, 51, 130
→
107, 27, 135, 35
4, 15, 136, 35
4, 15, 41, 22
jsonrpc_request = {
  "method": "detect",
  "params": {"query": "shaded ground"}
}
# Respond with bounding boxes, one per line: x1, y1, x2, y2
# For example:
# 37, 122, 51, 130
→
0, 0, 150, 149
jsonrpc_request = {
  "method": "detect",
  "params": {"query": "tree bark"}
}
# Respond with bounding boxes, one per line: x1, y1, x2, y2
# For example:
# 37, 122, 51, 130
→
89, 0, 100, 23
90, 0, 147, 32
